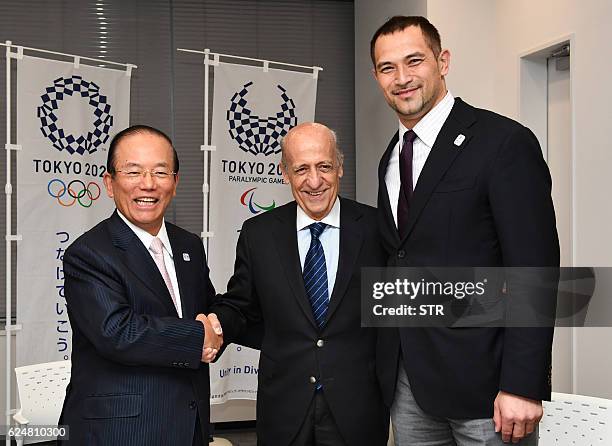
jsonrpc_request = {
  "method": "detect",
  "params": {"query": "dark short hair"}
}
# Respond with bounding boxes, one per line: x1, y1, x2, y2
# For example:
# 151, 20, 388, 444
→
370, 16, 442, 66
106, 125, 179, 174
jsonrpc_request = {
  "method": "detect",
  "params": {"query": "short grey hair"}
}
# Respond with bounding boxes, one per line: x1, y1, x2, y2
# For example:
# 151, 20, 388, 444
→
279, 128, 344, 171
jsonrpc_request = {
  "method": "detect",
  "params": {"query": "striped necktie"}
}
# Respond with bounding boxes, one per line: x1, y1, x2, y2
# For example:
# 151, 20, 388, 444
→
303, 222, 328, 329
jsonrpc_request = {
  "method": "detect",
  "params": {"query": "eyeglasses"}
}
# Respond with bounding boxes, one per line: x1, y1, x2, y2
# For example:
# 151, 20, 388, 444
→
115, 169, 176, 181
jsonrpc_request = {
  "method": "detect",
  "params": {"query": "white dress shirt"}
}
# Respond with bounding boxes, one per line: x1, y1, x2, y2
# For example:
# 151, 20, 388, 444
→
117, 211, 183, 318
296, 198, 340, 298
385, 91, 455, 228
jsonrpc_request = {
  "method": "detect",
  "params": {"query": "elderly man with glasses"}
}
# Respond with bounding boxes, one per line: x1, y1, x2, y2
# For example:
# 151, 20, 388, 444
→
59, 125, 221, 446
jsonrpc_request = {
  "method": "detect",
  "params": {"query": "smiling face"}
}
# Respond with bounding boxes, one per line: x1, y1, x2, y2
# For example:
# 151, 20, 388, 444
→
103, 132, 178, 235
281, 123, 343, 221
373, 25, 450, 128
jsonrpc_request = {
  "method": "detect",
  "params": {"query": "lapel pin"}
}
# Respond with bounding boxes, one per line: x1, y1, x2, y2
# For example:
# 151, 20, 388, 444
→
182, 253, 191, 262
454, 134, 466, 147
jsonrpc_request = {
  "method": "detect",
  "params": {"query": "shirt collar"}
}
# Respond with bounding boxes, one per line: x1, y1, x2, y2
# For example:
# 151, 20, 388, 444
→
296, 197, 341, 232
117, 210, 173, 257
399, 90, 455, 148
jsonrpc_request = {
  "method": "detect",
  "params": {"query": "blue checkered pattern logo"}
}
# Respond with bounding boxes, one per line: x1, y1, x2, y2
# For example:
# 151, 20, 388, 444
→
37, 75, 114, 155
227, 81, 297, 156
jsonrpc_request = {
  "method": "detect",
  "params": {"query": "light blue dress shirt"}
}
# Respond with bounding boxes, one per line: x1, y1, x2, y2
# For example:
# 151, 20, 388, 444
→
296, 198, 340, 299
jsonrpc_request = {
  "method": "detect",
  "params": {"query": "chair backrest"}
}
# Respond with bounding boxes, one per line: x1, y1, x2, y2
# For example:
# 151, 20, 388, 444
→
540, 392, 612, 445
14, 360, 71, 426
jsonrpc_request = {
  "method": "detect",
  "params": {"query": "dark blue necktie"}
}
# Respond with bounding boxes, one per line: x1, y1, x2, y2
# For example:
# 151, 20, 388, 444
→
303, 222, 328, 329
397, 130, 417, 238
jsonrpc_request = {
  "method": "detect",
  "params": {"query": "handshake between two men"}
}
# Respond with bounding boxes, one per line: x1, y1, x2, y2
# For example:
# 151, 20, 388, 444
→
196, 313, 223, 363
59, 84, 559, 445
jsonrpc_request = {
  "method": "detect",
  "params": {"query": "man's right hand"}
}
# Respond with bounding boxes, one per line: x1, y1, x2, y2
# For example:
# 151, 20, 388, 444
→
196, 313, 223, 363
493, 391, 543, 443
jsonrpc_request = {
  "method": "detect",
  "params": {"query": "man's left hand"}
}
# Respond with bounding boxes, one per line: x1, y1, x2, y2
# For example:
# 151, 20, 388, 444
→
493, 391, 543, 443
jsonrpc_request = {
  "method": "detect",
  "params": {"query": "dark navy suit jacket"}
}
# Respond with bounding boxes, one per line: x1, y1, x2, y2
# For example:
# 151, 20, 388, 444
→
212, 198, 389, 446
59, 211, 215, 445
376, 98, 560, 419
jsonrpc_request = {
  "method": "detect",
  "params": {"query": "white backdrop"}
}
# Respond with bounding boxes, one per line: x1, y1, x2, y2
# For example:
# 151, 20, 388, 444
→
208, 62, 317, 290
16, 55, 130, 366
208, 61, 317, 404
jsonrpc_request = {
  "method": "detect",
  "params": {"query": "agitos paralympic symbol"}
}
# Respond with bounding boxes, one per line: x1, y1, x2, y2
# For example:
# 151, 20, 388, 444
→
240, 188, 276, 214
47, 179, 101, 208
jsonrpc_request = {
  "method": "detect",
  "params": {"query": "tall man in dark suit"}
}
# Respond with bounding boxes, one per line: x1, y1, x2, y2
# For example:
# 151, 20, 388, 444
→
371, 16, 559, 445
59, 125, 222, 445
210, 123, 388, 445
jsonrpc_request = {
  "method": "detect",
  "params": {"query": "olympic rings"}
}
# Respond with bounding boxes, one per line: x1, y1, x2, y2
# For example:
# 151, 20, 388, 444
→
47, 179, 101, 208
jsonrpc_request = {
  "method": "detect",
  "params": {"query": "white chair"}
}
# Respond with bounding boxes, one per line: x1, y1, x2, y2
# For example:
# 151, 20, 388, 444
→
540, 392, 612, 445
13, 360, 71, 445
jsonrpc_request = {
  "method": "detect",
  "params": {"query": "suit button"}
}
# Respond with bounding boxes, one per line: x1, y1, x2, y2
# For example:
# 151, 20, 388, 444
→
397, 250, 405, 259
189, 401, 197, 410
309, 376, 317, 384
316, 339, 324, 348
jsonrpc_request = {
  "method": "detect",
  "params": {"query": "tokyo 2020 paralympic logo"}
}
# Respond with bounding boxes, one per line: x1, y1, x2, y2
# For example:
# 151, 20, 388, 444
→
37, 75, 113, 155
227, 81, 297, 156
47, 179, 101, 208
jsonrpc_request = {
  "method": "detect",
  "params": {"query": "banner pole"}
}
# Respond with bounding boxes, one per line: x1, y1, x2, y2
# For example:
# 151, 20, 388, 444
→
5, 39, 13, 446
177, 48, 323, 73
202, 49, 210, 252
0, 42, 135, 70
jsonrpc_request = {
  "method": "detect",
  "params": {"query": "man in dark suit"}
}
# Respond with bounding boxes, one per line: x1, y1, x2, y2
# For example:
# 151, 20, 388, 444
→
59, 125, 222, 445
371, 16, 559, 445
210, 123, 388, 445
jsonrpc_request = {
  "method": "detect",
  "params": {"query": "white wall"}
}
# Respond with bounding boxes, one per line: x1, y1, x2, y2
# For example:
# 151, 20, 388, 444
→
460, 0, 612, 399
491, 0, 612, 268
355, 0, 612, 398
427, 0, 497, 110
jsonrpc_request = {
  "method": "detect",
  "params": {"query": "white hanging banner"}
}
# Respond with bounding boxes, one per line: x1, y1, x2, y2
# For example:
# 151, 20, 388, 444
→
16, 55, 130, 366
208, 61, 318, 403
210, 344, 260, 405
209, 61, 317, 291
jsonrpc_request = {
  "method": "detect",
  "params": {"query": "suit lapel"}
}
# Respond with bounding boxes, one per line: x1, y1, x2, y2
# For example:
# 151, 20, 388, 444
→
108, 211, 178, 316
378, 132, 401, 248
167, 225, 198, 319
271, 202, 318, 330
326, 198, 363, 324
400, 98, 476, 243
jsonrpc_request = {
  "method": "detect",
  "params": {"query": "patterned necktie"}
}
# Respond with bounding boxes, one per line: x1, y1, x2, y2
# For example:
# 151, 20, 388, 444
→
397, 130, 417, 238
303, 222, 329, 329
149, 237, 179, 313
